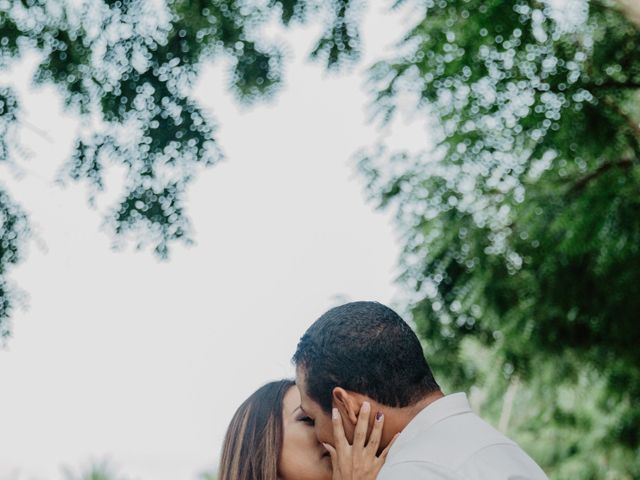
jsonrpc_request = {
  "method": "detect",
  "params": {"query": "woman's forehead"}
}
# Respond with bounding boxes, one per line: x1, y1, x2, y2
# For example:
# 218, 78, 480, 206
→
282, 385, 302, 416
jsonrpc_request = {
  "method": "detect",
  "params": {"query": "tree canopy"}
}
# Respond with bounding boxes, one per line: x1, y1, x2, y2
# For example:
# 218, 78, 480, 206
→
358, 0, 640, 477
0, 0, 361, 335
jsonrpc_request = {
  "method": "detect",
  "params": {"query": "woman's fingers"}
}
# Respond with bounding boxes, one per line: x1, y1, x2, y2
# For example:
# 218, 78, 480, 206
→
365, 410, 384, 453
353, 401, 371, 448
322, 443, 340, 480
323, 442, 337, 461
328, 403, 395, 480
331, 407, 348, 449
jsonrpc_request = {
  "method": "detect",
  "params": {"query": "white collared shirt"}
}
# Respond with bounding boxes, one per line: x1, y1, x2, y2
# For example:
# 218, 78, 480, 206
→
377, 393, 548, 480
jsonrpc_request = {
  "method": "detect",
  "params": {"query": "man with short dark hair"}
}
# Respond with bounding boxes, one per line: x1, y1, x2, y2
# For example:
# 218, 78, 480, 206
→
293, 301, 547, 479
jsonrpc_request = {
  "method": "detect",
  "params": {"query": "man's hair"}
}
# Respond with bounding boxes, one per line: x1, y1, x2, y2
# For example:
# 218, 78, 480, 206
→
292, 301, 440, 413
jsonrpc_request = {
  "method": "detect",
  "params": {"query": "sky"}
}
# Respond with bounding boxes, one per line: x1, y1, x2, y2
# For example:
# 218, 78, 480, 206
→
0, 3, 431, 479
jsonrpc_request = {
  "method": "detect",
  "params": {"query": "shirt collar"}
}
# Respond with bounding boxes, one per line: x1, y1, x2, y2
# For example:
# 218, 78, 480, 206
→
387, 392, 472, 460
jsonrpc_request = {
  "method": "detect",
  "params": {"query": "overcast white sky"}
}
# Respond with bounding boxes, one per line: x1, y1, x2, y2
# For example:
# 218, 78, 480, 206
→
0, 3, 431, 479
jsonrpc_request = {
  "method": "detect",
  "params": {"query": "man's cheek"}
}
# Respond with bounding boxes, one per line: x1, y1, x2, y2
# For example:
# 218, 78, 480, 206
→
316, 423, 333, 445
340, 421, 353, 444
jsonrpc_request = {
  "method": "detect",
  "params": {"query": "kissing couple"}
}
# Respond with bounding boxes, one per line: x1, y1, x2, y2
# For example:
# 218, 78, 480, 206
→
219, 301, 548, 480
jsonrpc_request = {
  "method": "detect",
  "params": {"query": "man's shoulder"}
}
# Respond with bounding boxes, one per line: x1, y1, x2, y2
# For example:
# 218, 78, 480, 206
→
378, 459, 462, 480
379, 443, 548, 480
388, 409, 517, 466
382, 410, 547, 479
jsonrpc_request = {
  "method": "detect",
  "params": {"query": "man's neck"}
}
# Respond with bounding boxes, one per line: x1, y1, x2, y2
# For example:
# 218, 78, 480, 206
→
381, 390, 445, 447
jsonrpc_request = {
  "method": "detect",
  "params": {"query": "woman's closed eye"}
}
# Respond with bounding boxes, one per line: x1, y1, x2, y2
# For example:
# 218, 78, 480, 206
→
298, 415, 315, 426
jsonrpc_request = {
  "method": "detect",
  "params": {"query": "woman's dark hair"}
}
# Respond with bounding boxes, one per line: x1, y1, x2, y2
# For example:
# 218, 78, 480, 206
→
293, 301, 439, 413
218, 379, 295, 480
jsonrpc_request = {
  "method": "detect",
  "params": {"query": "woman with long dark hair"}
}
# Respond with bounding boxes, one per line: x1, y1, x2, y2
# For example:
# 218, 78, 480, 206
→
219, 379, 391, 480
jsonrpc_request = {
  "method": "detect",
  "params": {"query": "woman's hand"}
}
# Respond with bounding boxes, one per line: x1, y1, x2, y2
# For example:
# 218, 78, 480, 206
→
322, 402, 398, 480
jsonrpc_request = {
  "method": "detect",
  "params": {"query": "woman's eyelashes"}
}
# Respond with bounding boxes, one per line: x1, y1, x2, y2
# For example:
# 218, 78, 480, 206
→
298, 415, 315, 426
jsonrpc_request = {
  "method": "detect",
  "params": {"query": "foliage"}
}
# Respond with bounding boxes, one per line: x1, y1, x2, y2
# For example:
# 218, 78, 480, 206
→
62, 460, 132, 480
357, 0, 640, 476
0, 0, 360, 336
0, 186, 29, 340
60, 460, 218, 480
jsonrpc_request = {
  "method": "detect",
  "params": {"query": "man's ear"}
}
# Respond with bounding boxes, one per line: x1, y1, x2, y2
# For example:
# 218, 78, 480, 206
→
332, 387, 360, 425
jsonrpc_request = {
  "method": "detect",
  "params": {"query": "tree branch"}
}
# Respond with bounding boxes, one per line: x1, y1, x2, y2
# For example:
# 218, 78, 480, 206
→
601, 96, 640, 141
591, 0, 640, 28
570, 158, 635, 193
590, 80, 640, 91
498, 375, 520, 434
614, 0, 640, 29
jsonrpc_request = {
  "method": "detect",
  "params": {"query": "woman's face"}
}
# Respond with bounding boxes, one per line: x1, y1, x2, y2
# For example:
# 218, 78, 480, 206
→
279, 386, 333, 480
